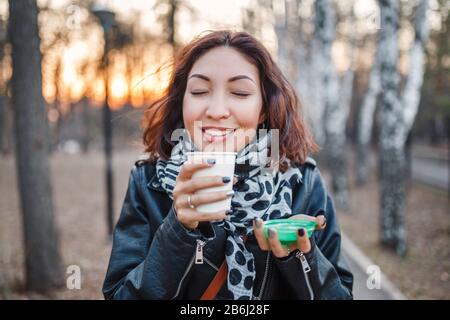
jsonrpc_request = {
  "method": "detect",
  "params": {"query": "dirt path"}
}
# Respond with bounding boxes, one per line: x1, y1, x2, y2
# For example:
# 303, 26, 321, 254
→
322, 165, 450, 299
0, 149, 142, 299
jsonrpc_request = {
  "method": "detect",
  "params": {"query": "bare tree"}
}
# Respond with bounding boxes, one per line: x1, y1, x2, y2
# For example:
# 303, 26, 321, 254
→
356, 44, 381, 185
378, 0, 429, 256
50, 57, 64, 151
154, 0, 196, 57
325, 67, 354, 209
400, 0, 430, 136
271, 0, 290, 76
0, 14, 11, 155
8, 0, 63, 291
307, 0, 333, 147
323, 3, 356, 210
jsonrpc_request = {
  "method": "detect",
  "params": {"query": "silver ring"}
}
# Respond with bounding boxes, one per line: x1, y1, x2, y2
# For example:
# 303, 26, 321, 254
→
285, 247, 291, 256
187, 195, 195, 209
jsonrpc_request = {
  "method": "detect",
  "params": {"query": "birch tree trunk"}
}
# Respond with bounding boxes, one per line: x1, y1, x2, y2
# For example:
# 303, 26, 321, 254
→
307, 0, 336, 146
356, 47, 381, 184
328, 5, 358, 210
378, 0, 405, 254
272, 0, 290, 76
325, 68, 353, 209
378, 0, 429, 256
400, 0, 429, 139
313, 0, 352, 209
8, 0, 63, 291
293, 0, 312, 124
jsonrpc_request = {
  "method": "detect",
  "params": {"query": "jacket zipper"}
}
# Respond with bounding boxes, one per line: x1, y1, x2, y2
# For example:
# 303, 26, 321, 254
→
195, 239, 207, 264
253, 252, 271, 300
203, 257, 219, 271
172, 239, 207, 299
172, 254, 195, 299
296, 251, 314, 300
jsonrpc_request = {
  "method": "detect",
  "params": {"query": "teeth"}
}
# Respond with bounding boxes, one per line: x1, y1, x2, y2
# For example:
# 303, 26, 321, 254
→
203, 129, 234, 136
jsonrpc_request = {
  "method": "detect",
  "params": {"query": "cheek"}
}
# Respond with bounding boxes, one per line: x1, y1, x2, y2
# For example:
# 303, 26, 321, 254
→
233, 97, 262, 128
232, 99, 263, 151
182, 95, 204, 127
233, 107, 260, 128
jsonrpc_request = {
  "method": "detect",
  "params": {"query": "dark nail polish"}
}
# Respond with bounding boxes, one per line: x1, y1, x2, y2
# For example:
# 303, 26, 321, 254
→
322, 217, 327, 227
298, 228, 305, 237
222, 176, 231, 183
207, 158, 216, 165
268, 228, 275, 239
226, 209, 233, 215
254, 218, 263, 228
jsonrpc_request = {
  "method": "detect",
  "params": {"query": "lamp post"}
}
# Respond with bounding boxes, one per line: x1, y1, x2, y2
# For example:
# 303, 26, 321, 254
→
91, 3, 115, 236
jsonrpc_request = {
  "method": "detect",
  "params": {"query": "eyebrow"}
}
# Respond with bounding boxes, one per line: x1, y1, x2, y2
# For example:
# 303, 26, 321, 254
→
188, 73, 256, 84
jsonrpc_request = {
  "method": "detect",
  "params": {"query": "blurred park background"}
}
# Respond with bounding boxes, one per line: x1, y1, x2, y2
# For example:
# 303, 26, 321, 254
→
0, 0, 449, 300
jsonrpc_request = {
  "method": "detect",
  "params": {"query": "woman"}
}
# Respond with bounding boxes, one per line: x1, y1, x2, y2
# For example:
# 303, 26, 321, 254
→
102, 30, 353, 300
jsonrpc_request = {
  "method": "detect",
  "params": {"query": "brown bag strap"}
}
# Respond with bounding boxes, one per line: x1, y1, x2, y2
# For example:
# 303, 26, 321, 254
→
200, 235, 248, 300
200, 260, 228, 300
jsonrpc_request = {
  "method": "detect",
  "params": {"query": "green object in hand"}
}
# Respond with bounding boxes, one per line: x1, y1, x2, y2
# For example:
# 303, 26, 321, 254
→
263, 219, 316, 245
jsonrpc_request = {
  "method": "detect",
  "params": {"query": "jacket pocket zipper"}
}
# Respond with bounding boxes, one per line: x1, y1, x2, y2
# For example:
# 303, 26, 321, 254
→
296, 251, 314, 300
253, 252, 271, 300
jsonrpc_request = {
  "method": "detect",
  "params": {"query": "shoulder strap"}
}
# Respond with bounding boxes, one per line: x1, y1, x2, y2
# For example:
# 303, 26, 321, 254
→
200, 261, 228, 300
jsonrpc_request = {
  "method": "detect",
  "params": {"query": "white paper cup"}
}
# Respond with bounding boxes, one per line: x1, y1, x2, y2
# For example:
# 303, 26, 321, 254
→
186, 151, 237, 213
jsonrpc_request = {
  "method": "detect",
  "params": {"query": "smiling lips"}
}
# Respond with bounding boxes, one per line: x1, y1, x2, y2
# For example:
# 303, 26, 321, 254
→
201, 126, 237, 143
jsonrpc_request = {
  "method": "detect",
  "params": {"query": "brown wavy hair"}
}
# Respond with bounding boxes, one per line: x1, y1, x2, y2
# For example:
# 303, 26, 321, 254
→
142, 30, 318, 171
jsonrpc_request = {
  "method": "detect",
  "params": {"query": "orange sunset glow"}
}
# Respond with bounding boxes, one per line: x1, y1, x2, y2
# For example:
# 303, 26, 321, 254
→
43, 60, 172, 110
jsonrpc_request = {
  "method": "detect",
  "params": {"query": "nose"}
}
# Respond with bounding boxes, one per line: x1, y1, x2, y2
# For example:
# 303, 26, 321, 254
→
205, 91, 230, 119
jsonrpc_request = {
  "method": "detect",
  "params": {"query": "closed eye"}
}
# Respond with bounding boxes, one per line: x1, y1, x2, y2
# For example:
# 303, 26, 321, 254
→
232, 92, 251, 97
190, 91, 208, 95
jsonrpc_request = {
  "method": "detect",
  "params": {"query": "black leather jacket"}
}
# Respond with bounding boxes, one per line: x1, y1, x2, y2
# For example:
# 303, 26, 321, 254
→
102, 158, 353, 300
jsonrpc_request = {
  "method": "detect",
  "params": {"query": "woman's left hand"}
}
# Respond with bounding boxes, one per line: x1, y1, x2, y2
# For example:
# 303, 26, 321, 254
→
252, 214, 327, 258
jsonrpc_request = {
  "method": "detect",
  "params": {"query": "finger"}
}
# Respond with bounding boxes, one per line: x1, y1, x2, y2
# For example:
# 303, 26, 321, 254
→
296, 228, 312, 253
180, 175, 232, 194
233, 176, 238, 185
315, 215, 327, 230
253, 218, 269, 250
288, 214, 326, 230
178, 207, 229, 224
288, 243, 298, 251
194, 208, 229, 222
288, 214, 316, 222
186, 190, 234, 207
266, 228, 287, 258
178, 160, 215, 180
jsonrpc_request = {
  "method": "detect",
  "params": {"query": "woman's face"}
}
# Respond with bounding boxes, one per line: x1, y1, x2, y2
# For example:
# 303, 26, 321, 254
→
183, 46, 264, 153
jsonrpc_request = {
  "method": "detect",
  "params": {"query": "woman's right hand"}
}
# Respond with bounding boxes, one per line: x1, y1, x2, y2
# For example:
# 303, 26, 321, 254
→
172, 159, 236, 230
